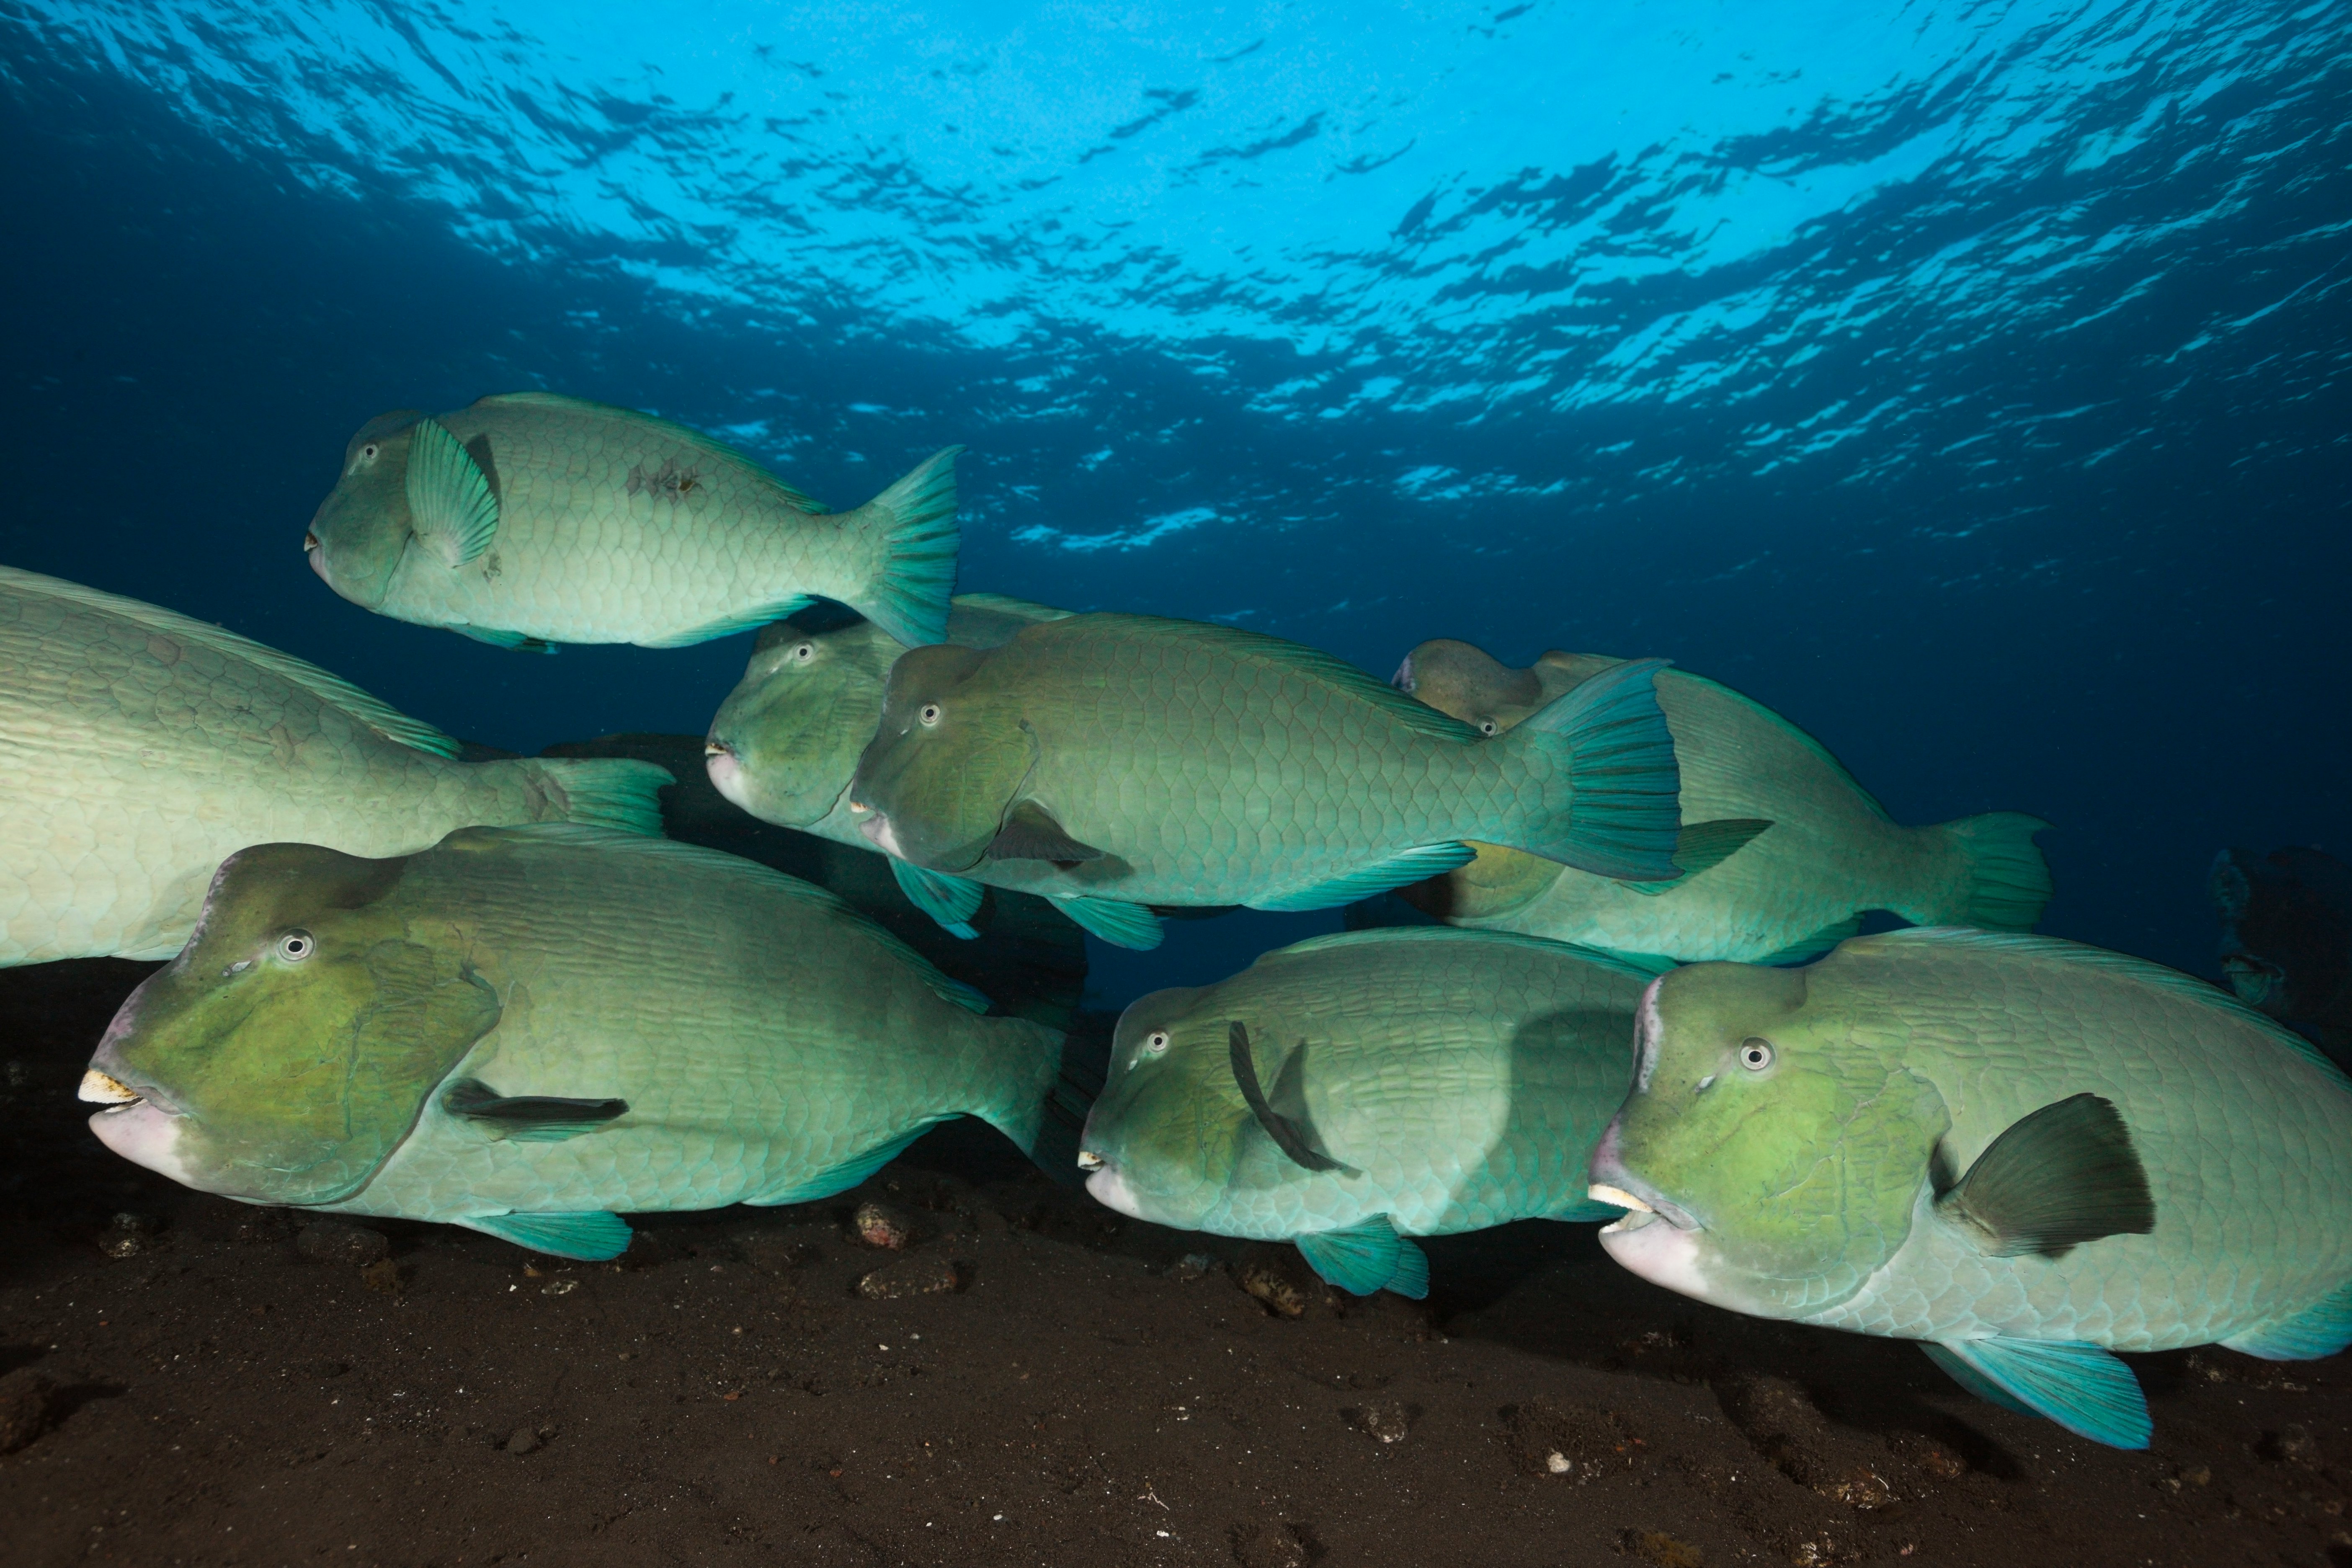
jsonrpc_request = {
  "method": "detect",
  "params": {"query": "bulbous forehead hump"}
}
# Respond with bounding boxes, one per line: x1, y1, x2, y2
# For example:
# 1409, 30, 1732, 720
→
1400, 638, 1540, 712
343, 409, 425, 462
1654, 961, 1809, 1039
198, 843, 408, 945
883, 641, 989, 703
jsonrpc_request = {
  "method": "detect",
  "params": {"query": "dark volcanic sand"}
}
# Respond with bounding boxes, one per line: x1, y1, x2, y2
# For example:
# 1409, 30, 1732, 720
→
5, 960, 2349, 1568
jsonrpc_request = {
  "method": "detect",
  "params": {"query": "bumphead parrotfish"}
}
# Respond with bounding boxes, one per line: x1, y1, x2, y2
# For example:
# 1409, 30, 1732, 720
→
846, 614, 1686, 943
1077, 927, 1659, 1298
304, 392, 961, 650
79, 825, 1080, 1259
1393, 640, 2052, 962
1588, 928, 2352, 1448
0, 565, 668, 966
2212, 845, 2352, 1068
703, 595, 1176, 949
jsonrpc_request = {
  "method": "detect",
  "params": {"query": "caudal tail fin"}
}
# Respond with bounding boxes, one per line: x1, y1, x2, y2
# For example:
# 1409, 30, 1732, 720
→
980, 1019, 1106, 1189
851, 446, 962, 648
1926, 811, 2054, 931
1498, 658, 1683, 881
518, 757, 673, 836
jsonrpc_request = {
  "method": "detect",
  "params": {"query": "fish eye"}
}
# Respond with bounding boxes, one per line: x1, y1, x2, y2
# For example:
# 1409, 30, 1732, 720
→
276, 930, 317, 963
919, 703, 942, 727
1478, 719, 1500, 737
360, 443, 379, 461
791, 642, 815, 663
1738, 1037, 1774, 1071
1143, 1030, 1170, 1056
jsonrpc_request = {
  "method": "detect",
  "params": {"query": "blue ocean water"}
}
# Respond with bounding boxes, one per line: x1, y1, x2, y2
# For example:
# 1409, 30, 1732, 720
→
1, 1, 2344, 1002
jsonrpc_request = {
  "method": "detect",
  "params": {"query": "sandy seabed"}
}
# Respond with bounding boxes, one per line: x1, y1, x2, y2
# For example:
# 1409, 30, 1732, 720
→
3, 957, 2347, 1568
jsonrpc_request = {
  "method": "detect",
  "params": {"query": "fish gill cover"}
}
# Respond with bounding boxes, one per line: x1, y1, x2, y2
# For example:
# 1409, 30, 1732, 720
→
0, 0, 2345, 984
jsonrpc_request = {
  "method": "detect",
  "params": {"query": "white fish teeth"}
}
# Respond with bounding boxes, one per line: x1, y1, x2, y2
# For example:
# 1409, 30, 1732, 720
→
1076, 1150, 1105, 1171
1588, 1183, 1653, 1213
78, 1069, 140, 1106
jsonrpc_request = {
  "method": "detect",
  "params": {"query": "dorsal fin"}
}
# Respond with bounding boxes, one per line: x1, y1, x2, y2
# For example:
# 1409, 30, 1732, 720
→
0, 565, 460, 758
1262, 925, 1675, 981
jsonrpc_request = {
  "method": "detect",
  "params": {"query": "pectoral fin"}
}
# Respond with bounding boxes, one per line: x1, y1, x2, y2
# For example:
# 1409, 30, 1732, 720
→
1050, 894, 1163, 950
889, 858, 985, 939
1922, 1338, 2150, 1449
987, 801, 1106, 864
1934, 1092, 2154, 1259
1229, 1022, 1358, 1176
442, 1076, 629, 1143
1293, 1215, 1429, 1300
405, 418, 500, 567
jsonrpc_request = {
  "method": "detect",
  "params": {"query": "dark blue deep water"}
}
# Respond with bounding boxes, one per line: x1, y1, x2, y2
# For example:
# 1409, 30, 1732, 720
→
2, 2, 2346, 1003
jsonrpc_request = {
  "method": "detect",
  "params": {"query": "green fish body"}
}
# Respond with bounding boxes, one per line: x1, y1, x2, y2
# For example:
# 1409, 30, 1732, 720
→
0, 566, 667, 966
1395, 640, 2052, 963
1590, 928, 2352, 1447
703, 594, 1169, 946
847, 614, 1685, 931
80, 826, 1071, 1259
304, 392, 961, 650
1078, 927, 1657, 1297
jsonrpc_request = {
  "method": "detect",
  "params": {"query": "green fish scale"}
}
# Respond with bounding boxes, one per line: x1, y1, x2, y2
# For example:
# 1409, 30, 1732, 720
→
1091, 931, 1644, 1243
380, 400, 873, 647
1021, 623, 1530, 904
1782, 936, 2352, 1351
0, 573, 618, 963
329, 832, 1054, 1225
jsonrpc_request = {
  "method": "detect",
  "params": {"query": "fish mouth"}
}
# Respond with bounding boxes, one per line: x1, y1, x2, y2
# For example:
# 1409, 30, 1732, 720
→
78, 1069, 146, 1109
1390, 654, 1416, 694
703, 739, 747, 806
82, 1071, 199, 1186
858, 812, 905, 859
1075, 1148, 1105, 1172
1083, 1161, 1144, 1220
1589, 1181, 1698, 1236
302, 530, 320, 555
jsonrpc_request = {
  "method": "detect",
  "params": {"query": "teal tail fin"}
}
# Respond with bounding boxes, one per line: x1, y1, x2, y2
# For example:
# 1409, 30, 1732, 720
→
854, 446, 962, 648
523, 758, 673, 836
1501, 657, 1682, 881
1919, 812, 2054, 931
975, 1016, 1094, 1187
1021, 1026, 1106, 1189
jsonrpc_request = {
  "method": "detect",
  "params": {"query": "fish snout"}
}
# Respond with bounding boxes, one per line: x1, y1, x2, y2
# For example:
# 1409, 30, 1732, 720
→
78, 1069, 140, 1106
1083, 1161, 1144, 1220
703, 738, 747, 805
1587, 1123, 1697, 1235
857, 812, 905, 859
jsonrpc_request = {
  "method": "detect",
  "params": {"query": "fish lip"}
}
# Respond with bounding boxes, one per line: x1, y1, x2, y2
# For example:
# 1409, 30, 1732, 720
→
1588, 1176, 1697, 1235
78, 1068, 181, 1118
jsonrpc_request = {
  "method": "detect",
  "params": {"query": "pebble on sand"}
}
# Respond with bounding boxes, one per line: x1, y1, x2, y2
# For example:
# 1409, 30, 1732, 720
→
856, 1255, 960, 1300
853, 1202, 913, 1251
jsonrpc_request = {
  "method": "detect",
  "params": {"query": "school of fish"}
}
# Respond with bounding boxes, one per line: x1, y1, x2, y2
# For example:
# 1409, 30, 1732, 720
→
5, 390, 2330, 1453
